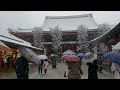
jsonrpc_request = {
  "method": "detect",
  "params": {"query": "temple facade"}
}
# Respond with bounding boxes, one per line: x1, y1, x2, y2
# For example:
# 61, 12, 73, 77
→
9, 13, 100, 56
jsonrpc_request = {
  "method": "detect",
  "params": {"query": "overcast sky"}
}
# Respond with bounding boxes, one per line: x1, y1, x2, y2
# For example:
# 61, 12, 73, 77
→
0, 11, 120, 30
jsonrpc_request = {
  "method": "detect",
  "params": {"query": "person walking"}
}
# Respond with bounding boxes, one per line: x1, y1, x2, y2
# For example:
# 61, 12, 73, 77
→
111, 62, 120, 79
51, 56, 57, 69
87, 59, 98, 79
97, 54, 103, 73
14, 55, 29, 79
43, 59, 48, 74
6, 55, 11, 69
67, 61, 83, 79
38, 60, 44, 74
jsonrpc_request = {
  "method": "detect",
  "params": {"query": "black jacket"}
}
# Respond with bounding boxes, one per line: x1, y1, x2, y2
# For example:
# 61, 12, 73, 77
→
14, 56, 29, 79
87, 60, 98, 79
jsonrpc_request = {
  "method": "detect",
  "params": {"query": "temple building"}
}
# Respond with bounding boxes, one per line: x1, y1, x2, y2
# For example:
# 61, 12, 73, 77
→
9, 13, 100, 55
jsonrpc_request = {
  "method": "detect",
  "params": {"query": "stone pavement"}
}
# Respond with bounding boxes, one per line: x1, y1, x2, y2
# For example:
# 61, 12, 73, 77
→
0, 62, 114, 79
29, 63, 115, 79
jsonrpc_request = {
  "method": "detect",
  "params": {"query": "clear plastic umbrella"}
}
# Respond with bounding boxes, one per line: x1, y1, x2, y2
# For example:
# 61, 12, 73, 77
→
19, 46, 40, 64
38, 55, 48, 60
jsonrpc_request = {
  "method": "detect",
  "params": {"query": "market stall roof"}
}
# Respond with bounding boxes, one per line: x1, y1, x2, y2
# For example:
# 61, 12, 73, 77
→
0, 29, 42, 50
89, 22, 120, 44
0, 40, 11, 49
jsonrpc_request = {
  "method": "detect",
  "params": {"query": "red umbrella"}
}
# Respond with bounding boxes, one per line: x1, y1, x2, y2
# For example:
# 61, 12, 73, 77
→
61, 55, 80, 62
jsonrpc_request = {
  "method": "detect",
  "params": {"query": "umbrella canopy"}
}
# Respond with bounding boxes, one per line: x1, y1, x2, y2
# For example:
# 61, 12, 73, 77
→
61, 55, 80, 62
19, 47, 40, 64
104, 52, 120, 63
50, 54, 58, 57
83, 52, 93, 59
38, 55, 48, 60
83, 54, 97, 63
62, 49, 76, 55
77, 53, 85, 57
85, 52, 92, 56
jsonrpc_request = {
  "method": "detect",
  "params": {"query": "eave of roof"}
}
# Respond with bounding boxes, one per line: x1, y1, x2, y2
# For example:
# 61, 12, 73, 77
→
89, 22, 120, 44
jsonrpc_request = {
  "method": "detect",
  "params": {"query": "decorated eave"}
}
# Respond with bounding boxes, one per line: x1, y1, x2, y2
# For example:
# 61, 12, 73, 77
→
42, 13, 98, 31
89, 22, 120, 44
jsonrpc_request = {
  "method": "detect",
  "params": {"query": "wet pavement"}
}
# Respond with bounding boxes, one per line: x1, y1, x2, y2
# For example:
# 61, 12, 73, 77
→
0, 62, 115, 79
29, 63, 114, 79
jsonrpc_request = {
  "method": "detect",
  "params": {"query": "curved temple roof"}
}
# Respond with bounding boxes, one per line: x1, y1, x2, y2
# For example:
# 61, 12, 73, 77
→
42, 13, 98, 31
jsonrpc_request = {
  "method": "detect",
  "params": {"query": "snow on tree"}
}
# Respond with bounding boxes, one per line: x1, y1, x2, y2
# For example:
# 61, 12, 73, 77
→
77, 25, 88, 46
97, 23, 111, 35
50, 26, 62, 53
76, 25, 88, 52
33, 27, 44, 48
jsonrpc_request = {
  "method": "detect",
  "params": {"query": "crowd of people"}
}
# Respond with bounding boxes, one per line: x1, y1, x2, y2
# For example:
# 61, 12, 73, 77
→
12, 48, 120, 79
13, 53, 58, 79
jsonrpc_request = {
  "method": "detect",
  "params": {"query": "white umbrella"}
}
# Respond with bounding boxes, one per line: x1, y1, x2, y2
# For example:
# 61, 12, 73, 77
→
85, 52, 92, 56
38, 55, 48, 60
83, 54, 97, 63
62, 49, 76, 55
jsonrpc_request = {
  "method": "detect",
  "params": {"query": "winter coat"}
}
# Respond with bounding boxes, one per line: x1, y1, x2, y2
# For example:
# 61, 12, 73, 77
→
43, 61, 48, 69
14, 56, 29, 79
38, 60, 44, 67
87, 60, 98, 79
51, 57, 57, 66
68, 62, 83, 79
111, 63, 120, 79
7, 56, 11, 64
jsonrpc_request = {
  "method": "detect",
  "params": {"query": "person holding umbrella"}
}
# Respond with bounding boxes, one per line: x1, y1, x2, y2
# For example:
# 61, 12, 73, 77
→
38, 55, 48, 74
50, 54, 58, 69
61, 54, 83, 79
111, 63, 120, 79
104, 50, 120, 79
86, 51, 98, 79
87, 60, 98, 79
43, 59, 49, 74
77, 52, 85, 65
14, 55, 29, 79
38, 59, 44, 74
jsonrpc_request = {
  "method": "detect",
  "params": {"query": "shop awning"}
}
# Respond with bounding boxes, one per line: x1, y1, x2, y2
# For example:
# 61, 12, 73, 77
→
0, 30, 42, 50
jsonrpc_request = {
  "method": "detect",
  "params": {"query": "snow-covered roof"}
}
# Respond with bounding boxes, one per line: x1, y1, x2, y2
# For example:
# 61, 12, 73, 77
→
109, 25, 116, 29
0, 29, 42, 50
8, 28, 34, 32
42, 13, 98, 31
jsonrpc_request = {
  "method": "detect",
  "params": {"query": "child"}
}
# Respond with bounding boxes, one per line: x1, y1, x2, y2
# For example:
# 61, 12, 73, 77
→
43, 59, 49, 74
